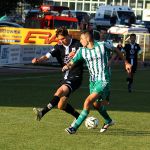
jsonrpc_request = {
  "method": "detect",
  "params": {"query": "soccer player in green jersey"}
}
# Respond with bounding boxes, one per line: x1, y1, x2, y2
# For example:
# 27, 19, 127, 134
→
63, 30, 132, 134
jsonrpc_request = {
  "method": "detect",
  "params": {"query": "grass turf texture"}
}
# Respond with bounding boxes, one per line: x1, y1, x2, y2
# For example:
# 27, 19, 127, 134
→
0, 66, 150, 150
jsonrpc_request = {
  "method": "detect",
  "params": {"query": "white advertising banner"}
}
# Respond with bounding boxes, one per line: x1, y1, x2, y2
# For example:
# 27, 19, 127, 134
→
35, 45, 57, 63
8, 45, 21, 64
0, 45, 9, 64
0, 45, 58, 65
21, 45, 36, 63
0, 45, 10, 64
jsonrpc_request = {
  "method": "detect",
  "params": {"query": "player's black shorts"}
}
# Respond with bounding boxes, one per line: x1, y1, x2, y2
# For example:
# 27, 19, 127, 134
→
131, 65, 137, 73
60, 77, 82, 97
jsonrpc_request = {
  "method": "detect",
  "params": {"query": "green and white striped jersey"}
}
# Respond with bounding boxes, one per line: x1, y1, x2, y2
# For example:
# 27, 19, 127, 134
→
72, 41, 113, 82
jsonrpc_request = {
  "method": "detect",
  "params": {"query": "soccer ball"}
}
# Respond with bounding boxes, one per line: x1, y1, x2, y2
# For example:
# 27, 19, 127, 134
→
85, 116, 99, 129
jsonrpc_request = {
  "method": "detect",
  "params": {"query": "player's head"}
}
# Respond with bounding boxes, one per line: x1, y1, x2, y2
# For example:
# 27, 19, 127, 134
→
130, 34, 136, 44
99, 28, 107, 41
56, 27, 70, 45
80, 30, 94, 47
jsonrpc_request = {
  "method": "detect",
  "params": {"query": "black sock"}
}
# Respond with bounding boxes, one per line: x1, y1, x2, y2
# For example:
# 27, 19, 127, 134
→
128, 78, 133, 86
42, 96, 60, 116
129, 78, 133, 84
127, 78, 133, 85
126, 77, 130, 83
63, 103, 80, 119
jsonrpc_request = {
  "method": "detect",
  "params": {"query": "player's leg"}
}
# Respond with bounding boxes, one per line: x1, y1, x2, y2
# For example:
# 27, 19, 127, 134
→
33, 77, 81, 121
93, 100, 114, 132
127, 66, 136, 92
93, 100, 112, 124
60, 77, 82, 124
93, 88, 111, 125
65, 93, 99, 134
65, 81, 102, 134
58, 96, 80, 119
33, 84, 69, 121
93, 86, 115, 132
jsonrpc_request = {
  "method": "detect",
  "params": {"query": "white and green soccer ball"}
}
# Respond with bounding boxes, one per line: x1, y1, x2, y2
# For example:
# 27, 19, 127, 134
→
85, 116, 99, 129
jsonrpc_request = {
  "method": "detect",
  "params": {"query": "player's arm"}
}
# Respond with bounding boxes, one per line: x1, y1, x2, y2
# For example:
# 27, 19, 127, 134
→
105, 40, 131, 73
62, 61, 75, 72
62, 47, 83, 72
113, 47, 132, 73
32, 47, 54, 64
107, 53, 117, 67
32, 55, 49, 64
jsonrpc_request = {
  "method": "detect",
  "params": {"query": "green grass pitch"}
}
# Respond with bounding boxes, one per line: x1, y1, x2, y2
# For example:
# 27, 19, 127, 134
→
0, 66, 150, 150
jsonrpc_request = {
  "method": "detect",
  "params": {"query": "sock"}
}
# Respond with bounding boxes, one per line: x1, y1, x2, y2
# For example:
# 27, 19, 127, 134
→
42, 96, 60, 116
73, 109, 89, 130
126, 77, 130, 83
127, 78, 133, 85
63, 103, 80, 119
129, 78, 133, 85
97, 106, 112, 124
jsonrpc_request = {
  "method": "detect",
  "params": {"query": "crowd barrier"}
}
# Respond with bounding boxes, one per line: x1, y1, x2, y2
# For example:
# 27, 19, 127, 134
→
0, 45, 57, 65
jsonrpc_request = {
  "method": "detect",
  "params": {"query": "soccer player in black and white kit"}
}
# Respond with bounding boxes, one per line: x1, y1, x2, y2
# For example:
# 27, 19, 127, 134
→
122, 34, 142, 92
32, 27, 84, 123
32, 27, 117, 133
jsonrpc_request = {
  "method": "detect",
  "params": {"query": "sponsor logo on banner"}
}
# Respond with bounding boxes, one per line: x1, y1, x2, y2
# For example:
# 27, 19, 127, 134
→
0, 27, 58, 45
0, 27, 80, 45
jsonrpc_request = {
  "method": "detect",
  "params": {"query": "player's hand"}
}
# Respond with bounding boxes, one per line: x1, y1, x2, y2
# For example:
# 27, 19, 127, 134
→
62, 65, 69, 72
32, 58, 38, 64
69, 51, 75, 58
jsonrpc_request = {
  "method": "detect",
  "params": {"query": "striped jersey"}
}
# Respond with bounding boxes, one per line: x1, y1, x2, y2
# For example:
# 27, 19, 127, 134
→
72, 41, 113, 82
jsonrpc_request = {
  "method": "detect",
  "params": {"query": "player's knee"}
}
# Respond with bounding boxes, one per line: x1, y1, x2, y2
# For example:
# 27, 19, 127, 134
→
55, 88, 64, 97
93, 102, 100, 110
61, 85, 70, 96
84, 99, 92, 109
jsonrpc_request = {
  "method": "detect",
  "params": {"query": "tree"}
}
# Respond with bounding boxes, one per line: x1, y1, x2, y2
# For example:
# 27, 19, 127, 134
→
25, 0, 43, 7
0, 0, 18, 16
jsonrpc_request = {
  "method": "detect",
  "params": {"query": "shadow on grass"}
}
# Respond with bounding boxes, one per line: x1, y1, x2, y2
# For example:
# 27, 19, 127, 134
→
0, 68, 150, 113
105, 128, 150, 136
78, 128, 150, 137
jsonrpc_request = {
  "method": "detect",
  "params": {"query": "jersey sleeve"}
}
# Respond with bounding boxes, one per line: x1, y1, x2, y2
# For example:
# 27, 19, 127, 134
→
137, 44, 142, 54
71, 47, 83, 64
50, 45, 60, 57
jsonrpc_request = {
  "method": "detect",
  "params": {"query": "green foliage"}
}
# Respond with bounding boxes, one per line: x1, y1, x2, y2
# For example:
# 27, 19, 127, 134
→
25, 0, 43, 7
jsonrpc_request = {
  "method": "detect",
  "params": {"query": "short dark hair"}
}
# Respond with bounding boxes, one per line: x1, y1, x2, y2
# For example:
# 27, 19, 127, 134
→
56, 27, 69, 37
81, 30, 94, 40
99, 27, 107, 32
130, 33, 136, 38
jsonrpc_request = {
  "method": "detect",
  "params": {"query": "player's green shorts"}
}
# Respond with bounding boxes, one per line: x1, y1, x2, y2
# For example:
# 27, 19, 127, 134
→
89, 80, 110, 102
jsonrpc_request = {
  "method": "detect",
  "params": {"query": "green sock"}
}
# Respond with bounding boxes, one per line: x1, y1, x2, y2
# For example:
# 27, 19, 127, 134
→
73, 109, 89, 130
97, 106, 112, 124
